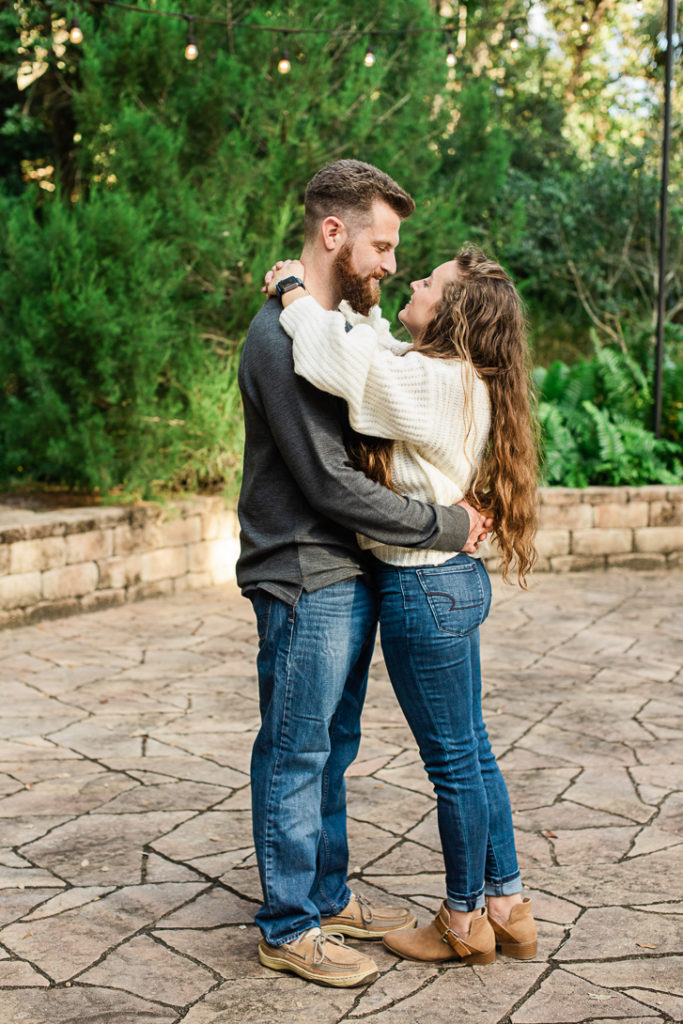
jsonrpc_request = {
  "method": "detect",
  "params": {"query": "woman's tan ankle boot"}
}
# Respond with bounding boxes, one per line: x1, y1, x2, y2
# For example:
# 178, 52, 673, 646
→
383, 903, 495, 965
489, 897, 537, 959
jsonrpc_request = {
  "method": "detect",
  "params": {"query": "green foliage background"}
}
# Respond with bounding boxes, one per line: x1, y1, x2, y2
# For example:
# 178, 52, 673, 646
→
0, 0, 681, 497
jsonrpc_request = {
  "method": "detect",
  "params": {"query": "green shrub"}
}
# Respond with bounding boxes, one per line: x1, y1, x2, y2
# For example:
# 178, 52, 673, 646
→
1, 1, 681, 497
535, 333, 683, 487
0, 185, 243, 497
0, 0, 474, 496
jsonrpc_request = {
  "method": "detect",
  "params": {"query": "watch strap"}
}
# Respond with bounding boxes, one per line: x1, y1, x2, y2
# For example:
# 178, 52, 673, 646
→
275, 276, 306, 296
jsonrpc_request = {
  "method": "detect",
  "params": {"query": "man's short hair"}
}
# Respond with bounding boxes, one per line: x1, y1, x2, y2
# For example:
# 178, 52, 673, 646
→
304, 159, 415, 240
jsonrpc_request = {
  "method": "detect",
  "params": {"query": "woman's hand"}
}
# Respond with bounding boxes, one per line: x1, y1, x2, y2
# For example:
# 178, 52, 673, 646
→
262, 258, 306, 296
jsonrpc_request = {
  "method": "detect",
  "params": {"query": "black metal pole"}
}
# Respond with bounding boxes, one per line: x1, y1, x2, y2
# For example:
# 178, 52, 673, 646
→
654, 0, 677, 437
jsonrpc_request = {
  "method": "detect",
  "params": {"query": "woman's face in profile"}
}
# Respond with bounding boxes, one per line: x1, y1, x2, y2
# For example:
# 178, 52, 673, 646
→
398, 260, 457, 343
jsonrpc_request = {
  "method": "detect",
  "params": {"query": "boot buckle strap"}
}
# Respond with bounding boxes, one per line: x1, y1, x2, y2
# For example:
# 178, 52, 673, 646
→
434, 914, 471, 958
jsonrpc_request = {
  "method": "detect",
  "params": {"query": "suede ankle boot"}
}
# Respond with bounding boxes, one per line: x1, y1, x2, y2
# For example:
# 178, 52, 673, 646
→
383, 903, 495, 965
489, 897, 537, 959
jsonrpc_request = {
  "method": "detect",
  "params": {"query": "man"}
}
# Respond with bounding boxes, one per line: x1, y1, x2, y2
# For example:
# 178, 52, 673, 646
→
237, 160, 488, 987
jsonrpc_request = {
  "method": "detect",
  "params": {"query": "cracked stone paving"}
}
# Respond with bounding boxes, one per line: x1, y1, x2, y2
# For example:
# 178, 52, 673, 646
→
0, 569, 681, 1024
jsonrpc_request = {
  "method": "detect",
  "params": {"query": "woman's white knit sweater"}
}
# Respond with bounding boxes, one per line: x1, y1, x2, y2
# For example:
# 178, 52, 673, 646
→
280, 295, 491, 566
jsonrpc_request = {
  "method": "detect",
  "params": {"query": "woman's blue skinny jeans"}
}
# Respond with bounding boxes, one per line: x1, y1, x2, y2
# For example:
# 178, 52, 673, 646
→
374, 553, 523, 912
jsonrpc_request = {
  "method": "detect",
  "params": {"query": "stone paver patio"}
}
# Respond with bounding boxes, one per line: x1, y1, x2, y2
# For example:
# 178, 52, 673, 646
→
0, 569, 681, 1024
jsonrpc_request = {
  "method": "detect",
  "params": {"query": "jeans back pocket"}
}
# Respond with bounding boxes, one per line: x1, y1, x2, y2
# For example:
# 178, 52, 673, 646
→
415, 559, 491, 637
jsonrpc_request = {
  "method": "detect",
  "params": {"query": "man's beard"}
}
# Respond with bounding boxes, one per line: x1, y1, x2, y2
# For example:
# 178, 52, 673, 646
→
333, 243, 381, 316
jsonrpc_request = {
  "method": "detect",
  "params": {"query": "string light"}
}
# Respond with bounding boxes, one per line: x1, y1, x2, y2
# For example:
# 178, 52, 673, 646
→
278, 35, 291, 74
60, 0, 548, 50
184, 16, 198, 60
69, 16, 83, 43
445, 31, 456, 67
47, 0, 596, 68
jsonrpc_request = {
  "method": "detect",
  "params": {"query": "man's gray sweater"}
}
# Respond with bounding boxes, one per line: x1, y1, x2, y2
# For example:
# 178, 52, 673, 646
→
236, 298, 469, 604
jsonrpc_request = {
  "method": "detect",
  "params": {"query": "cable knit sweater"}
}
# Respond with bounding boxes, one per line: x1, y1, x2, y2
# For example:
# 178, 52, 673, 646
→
280, 295, 491, 566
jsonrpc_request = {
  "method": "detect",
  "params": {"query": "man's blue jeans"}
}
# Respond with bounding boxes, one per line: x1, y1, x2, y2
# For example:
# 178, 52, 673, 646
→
375, 553, 522, 912
249, 579, 378, 946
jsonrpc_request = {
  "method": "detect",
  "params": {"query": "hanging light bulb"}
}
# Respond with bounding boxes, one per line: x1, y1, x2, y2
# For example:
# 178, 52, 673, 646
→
277, 32, 292, 74
184, 18, 198, 60
69, 16, 83, 44
364, 42, 375, 67
446, 44, 456, 67
580, 5, 590, 34
278, 47, 291, 74
510, 28, 520, 51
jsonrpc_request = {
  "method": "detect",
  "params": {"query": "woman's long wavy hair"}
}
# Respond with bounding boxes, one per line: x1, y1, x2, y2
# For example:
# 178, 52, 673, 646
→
348, 247, 539, 586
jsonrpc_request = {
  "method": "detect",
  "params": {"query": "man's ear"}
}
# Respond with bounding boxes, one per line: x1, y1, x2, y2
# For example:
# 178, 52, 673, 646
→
320, 216, 347, 252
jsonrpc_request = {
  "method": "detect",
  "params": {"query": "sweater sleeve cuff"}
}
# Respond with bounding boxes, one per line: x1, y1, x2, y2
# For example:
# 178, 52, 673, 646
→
432, 504, 470, 552
280, 294, 322, 335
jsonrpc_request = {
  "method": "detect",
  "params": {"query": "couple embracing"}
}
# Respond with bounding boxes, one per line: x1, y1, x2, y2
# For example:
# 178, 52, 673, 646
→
236, 159, 538, 987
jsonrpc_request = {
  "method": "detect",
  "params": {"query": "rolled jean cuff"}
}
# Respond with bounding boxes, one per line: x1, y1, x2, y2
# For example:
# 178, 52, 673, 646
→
484, 874, 523, 897
446, 893, 486, 913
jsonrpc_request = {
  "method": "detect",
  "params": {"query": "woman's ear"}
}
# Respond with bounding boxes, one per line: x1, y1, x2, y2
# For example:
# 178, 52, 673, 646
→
320, 216, 347, 252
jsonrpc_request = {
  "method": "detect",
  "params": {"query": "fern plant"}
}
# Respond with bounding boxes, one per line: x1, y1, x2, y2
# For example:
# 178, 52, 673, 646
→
535, 333, 683, 487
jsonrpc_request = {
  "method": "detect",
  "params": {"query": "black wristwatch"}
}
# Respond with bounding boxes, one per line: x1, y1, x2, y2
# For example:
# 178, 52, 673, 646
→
275, 276, 306, 297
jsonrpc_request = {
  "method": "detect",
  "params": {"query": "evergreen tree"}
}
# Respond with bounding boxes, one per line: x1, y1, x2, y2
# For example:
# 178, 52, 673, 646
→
0, 0, 680, 493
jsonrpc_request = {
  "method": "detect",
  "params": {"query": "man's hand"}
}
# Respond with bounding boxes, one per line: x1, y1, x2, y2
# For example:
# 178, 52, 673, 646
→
262, 259, 306, 295
456, 499, 493, 554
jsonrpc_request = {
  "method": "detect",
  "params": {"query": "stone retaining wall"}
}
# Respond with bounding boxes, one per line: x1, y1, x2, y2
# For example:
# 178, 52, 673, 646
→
529, 485, 683, 573
0, 497, 239, 630
0, 486, 681, 629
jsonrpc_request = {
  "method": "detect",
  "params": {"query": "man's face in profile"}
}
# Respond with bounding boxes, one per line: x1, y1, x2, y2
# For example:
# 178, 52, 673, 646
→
333, 200, 401, 315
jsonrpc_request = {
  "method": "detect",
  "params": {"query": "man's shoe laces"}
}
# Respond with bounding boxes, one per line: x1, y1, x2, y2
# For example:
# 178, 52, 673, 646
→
312, 931, 346, 965
355, 892, 375, 926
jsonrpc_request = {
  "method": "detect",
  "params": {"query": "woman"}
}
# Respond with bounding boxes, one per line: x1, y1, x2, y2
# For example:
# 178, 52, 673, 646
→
266, 248, 538, 965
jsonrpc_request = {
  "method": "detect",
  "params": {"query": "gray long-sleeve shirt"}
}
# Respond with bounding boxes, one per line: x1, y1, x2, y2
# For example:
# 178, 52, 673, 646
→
236, 298, 469, 604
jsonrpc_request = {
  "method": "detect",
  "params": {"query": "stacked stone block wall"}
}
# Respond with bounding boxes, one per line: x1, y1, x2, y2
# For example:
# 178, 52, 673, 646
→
1, 487, 681, 628
0, 497, 239, 629
481, 485, 683, 574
